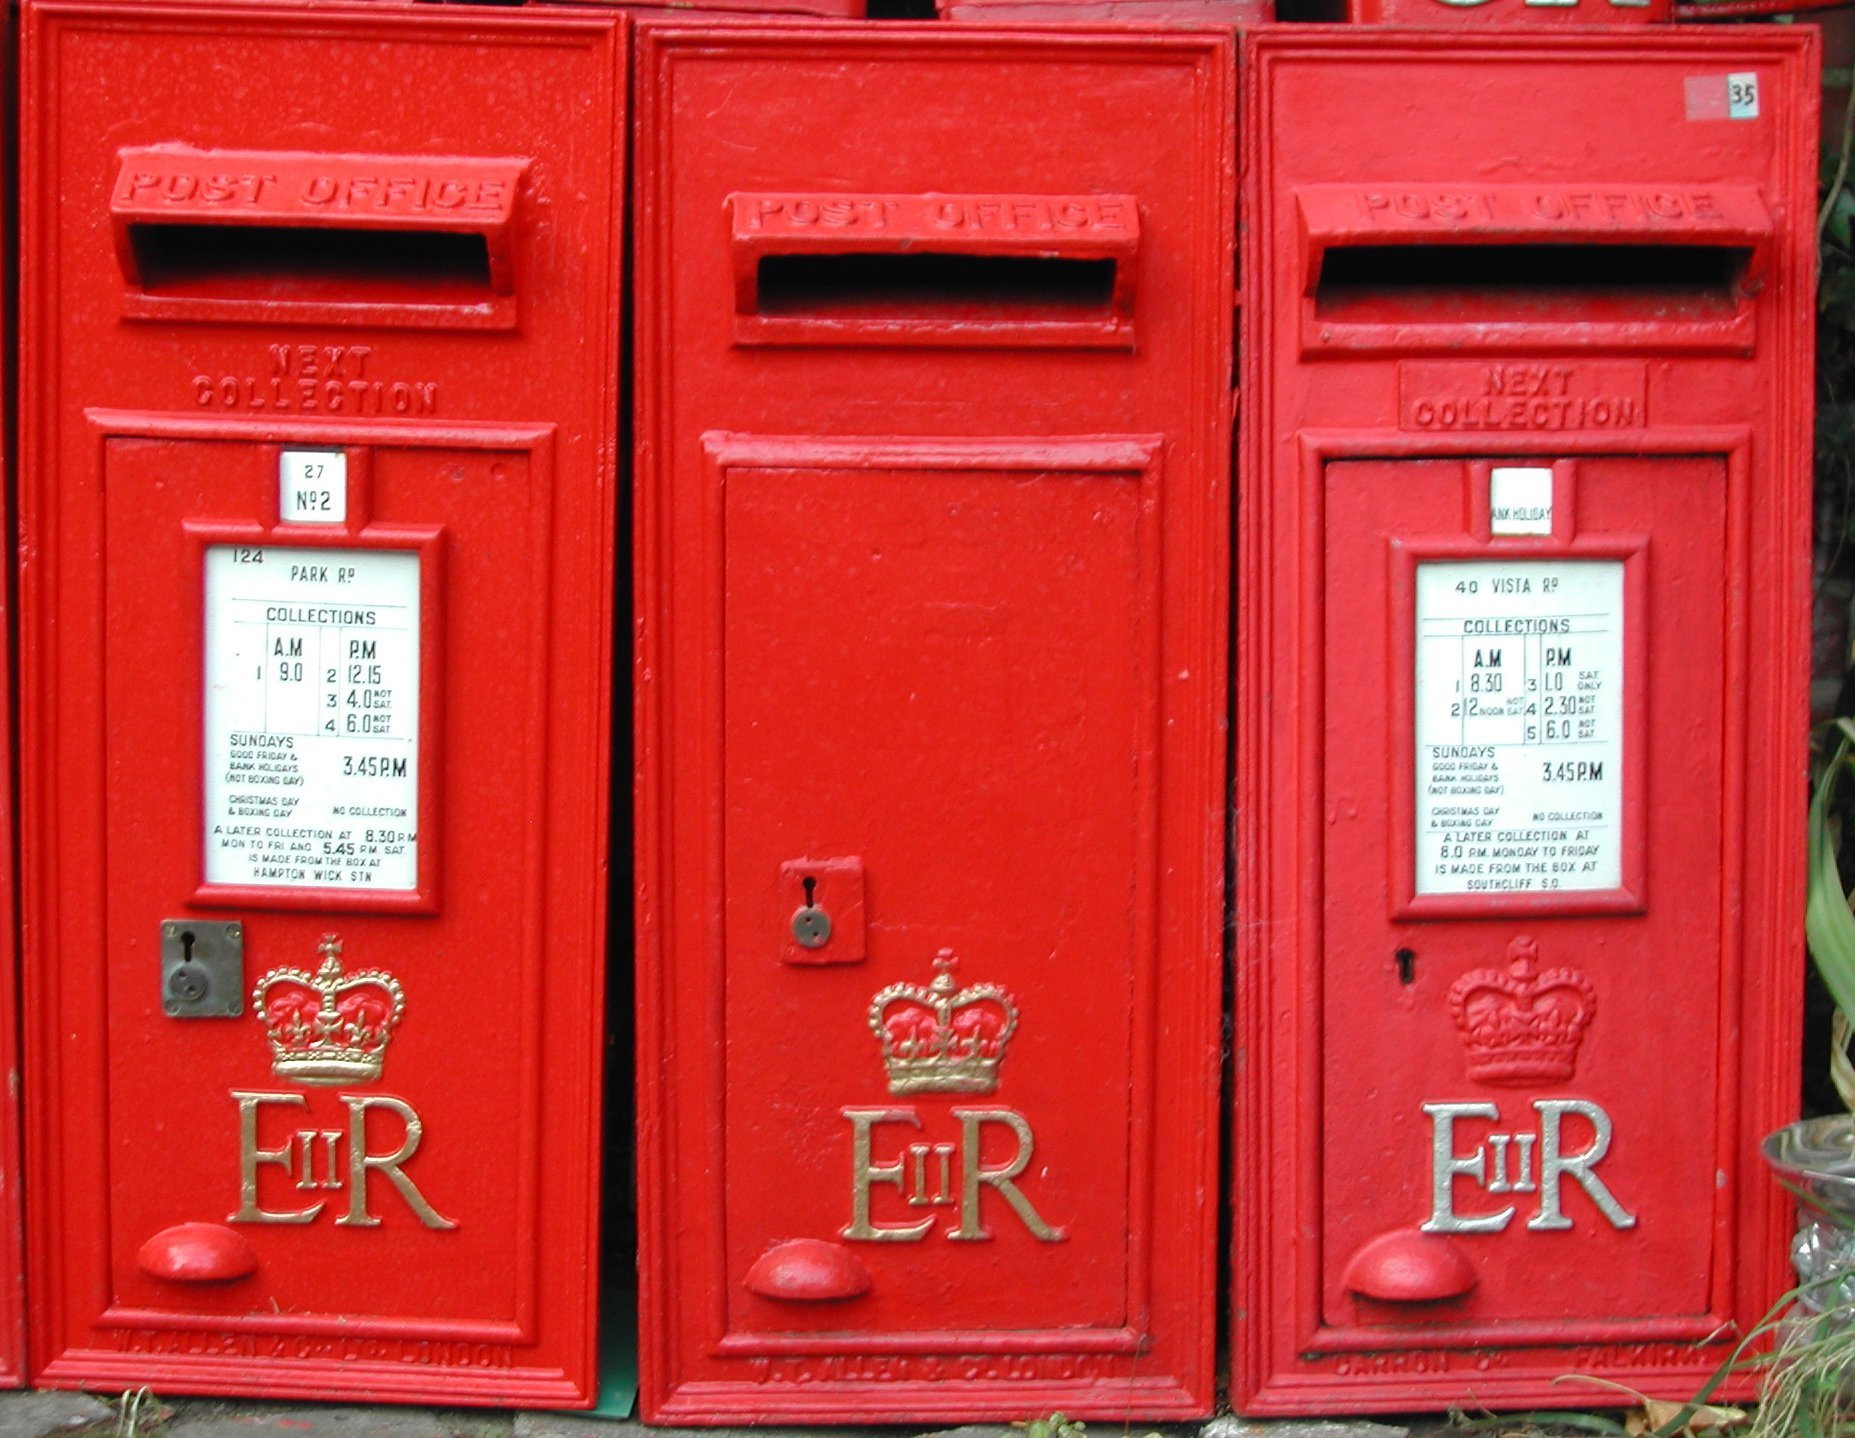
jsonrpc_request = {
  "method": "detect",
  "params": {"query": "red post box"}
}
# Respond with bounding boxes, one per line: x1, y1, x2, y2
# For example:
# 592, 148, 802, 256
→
18, 0, 625, 1404
633, 23, 1232, 1423
1235, 28, 1816, 1412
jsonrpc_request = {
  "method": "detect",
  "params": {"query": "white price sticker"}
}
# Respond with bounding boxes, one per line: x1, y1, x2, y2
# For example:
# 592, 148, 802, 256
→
1727, 72, 1759, 120
203, 545, 421, 891
1415, 559, 1624, 897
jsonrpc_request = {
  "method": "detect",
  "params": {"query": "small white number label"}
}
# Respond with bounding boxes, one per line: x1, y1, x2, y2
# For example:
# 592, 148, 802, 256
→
1728, 73, 1759, 120
280, 449, 348, 526
1489, 466, 1554, 537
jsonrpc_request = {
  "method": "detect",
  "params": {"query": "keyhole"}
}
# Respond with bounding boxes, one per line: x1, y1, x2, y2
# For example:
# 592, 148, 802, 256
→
791, 875, 832, 950
1395, 948, 1416, 985
166, 927, 210, 1009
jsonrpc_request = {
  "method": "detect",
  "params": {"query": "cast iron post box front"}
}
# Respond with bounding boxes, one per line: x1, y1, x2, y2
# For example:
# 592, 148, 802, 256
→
19, 0, 625, 1403
634, 23, 1232, 1423
1235, 28, 1816, 1413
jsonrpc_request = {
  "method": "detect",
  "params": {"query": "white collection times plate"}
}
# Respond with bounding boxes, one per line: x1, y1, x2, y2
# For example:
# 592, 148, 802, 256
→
203, 544, 420, 891
1414, 558, 1624, 897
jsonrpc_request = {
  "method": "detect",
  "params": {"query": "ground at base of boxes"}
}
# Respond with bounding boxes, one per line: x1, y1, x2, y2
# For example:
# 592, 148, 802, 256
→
0, 1398, 1459, 1438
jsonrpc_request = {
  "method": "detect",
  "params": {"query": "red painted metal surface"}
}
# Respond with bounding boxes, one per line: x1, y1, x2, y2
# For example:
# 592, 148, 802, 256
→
1675, 0, 1849, 16
0, 6, 28, 1389
634, 23, 1232, 1424
1235, 28, 1816, 1413
19, 0, 624, 1404
937, 0, 1271, 25
0, 596, 23, 1390
1349, 0, 1670, 27
550, 0, 866, 18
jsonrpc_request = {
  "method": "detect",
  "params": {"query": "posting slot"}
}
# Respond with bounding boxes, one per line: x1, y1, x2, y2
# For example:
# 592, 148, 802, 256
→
1295, 182, 1771, 354
111, 147, 525, 328
729, 191, 1141, 347
1314, 241, 1753, 327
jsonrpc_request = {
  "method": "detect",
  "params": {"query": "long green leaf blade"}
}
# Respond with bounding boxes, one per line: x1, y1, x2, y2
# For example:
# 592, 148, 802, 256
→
1806, 726, 1855, 1021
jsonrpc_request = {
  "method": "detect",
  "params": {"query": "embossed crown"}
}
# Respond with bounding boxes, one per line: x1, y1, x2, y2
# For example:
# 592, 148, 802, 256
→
1447, 936, 1596, 1087
252, 935, 405, 1086
868, 950, 1018, 1095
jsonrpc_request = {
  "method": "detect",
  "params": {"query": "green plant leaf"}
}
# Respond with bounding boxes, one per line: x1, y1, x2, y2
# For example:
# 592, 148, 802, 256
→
1806, 725, 1855, 1032
1825, 188, 1855, 241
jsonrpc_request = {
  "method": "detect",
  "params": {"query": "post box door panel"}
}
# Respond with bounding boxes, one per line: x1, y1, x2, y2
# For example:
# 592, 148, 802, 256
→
98, 432, 549, 1326
1319, 455, 1726, 1335
717, 439, 1157, 1339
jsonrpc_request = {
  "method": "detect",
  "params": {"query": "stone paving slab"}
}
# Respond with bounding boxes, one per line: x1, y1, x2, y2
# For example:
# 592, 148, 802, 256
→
1205, 1421, 1415, 1438
0, 1391, 116, 1438
162, 1403, 454, 1438
515, 1422, 907, 1438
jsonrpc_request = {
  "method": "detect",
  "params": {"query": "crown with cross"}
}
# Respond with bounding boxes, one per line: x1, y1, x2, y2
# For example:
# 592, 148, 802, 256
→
1447, 935, 1597, 1087
252, 933, 406, 1086
868, 949, 1019, 1096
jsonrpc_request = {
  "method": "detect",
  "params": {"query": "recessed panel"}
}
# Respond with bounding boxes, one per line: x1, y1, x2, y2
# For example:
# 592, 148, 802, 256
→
719, 450, 1152, 1343
1318, 455, 1723, 1338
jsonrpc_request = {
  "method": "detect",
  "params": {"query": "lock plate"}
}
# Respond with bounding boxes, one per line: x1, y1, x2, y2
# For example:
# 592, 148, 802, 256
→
777, 857, 866, 965
160, 919, 245, 1018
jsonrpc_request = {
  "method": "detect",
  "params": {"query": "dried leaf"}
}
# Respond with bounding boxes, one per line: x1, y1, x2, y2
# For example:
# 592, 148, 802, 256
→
1625, 1398, 1746, 1438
